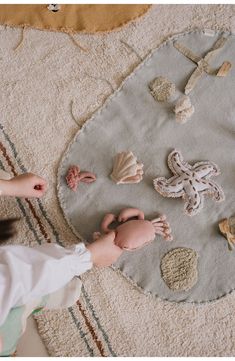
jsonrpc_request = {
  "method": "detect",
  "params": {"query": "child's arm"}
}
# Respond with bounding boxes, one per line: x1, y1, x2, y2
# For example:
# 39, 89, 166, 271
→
0, 232, 122, 326
0, 173, 47, 198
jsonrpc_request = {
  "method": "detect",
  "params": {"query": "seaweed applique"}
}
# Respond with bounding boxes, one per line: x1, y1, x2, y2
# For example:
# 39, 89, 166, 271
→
153, 149, 225, 216
174, 36, 231, 94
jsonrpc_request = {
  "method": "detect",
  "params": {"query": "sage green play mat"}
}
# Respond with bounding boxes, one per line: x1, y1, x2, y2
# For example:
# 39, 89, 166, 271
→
57, 29, 235, 303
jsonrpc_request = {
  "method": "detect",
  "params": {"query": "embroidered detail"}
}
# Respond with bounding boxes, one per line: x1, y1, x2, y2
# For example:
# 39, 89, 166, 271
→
47, 4, 61, 12
153, 149, 225, 216
174, 95, 194, 124
14, 27, 25, 51
219, 215, 235, 250
174, 36, 229, 94
149, 76, 176, 102
160, 247, 198, 291
68, 34, 88, 52
120, 40, 143, 61
66, 165, 96, 192
110, 151, 144, 184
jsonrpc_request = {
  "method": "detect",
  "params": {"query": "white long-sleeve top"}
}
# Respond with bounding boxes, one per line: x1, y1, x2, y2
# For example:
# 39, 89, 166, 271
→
0, 243, 92, 326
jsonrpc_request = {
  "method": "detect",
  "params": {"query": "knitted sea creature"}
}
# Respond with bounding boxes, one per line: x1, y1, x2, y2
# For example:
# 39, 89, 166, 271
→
149, 76, 176, 102
174, 95, 194, 124
219, 215, 235, 250
66, 165, 96, 192
153, 149, 225, 216
110, 151, 144, 184
93, 207, 173, 250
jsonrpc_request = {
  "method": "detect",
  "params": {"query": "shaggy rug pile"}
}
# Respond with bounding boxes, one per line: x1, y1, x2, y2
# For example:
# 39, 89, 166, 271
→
0, 4, 235, 356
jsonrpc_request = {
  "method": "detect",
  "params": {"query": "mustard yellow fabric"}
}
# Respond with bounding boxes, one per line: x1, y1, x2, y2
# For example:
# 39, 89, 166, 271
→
0, 4, 151, 34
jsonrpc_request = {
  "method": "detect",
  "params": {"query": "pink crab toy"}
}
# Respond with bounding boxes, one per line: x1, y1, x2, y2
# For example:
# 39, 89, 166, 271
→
93, 207, 173, 250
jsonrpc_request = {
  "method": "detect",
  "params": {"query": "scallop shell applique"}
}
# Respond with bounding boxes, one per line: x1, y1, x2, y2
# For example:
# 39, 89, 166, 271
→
110, 151, 144, 184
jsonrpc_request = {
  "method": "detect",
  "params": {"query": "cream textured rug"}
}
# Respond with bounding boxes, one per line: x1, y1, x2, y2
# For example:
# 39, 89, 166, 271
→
0, 4, 235, 356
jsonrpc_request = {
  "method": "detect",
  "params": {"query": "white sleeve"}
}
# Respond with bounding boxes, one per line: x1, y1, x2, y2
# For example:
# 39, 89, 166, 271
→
0, 243, 92, 326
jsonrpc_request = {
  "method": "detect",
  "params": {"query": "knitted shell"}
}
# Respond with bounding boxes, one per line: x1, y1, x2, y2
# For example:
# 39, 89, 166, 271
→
110, 151, 144, 184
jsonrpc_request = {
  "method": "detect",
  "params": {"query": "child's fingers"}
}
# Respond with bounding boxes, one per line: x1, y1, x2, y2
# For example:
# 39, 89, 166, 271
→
102, 231, 116, 242
33, 176, 48, 193
32, 189, 45, 198
165, 234, 173, 241
34, 183, 47, 192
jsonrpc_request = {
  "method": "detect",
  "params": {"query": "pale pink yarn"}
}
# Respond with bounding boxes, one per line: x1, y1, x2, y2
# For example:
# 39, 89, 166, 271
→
66, 165, 96, 191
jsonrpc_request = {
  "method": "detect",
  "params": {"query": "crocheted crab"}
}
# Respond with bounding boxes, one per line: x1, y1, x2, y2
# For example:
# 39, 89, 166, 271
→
153, 149, 225, 216
93, 208, 173, 250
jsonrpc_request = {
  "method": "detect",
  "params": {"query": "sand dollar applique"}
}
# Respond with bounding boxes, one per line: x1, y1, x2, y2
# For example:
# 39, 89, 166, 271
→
153, 149, 225, 216
160, 247, 198, 291
149, 76, 176, 102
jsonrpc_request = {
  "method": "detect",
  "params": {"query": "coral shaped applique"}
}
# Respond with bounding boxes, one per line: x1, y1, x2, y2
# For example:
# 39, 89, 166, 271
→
66, 165, 96, 192
174, 96, 194, 124
149, 76, 176, 102
110, 151, 144, 184
153, 149, 225, 216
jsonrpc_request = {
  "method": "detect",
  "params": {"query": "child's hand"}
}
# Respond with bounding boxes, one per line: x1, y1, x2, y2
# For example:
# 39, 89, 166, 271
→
86, 231, 123, 267
0, 173, 47, 198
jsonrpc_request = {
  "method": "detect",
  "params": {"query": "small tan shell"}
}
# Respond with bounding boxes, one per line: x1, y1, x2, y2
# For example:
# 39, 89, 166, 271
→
216, 61, 232, 77
110, 151, 144, 184
174, 95, 194, 124
149, 76, 176, 102
219, 216, 235, 250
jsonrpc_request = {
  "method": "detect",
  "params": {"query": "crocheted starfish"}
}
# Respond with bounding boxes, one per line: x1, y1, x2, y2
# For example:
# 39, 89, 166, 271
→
153, 150, 225, 216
